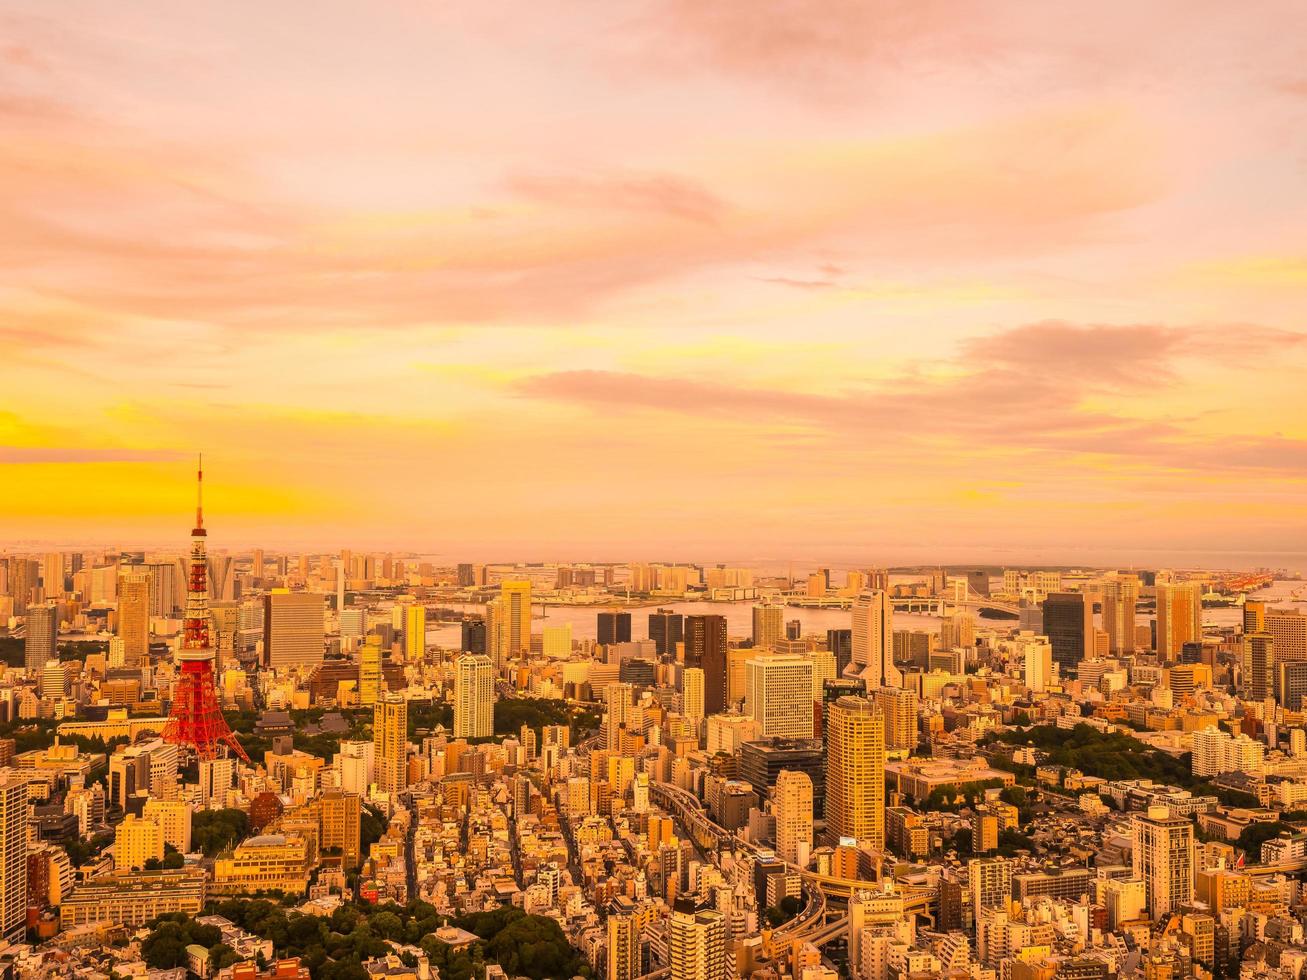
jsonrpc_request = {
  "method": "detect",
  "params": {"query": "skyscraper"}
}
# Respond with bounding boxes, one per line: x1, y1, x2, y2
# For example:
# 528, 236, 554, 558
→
24, 603, 57, 677
683, 667, 704, 724
745, 655, 815, 739
454, 654, 495, 740
1042, 592, 1094, 676
262, 591, 325, 669
0, 772, 27, 941
824, 695, 886, 848
598, 611, 632, 646
495, 580, 533, 662
684, 614, 728, 715
1244, 633, 1276, 702
402, 603, 425, 660
358, 635, 383, 706
373, 694, 408, 800
1243, 600, 1266, 635
752, 603, 784, 651
874, 686, 919, 755
1132, 805, 1194, 918
648, 609, 684, 656
774, 769, 814, 867
827, 628, 853, 676
852, 591, 900, 689
118, 569, 151, 668
1101, 573, 1139, 655
1157, 582, 1203, 661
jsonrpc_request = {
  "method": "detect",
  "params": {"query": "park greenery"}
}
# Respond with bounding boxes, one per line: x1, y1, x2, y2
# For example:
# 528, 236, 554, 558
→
193, 809, 251, 857
197, 897, 590, 980
142, 913, 239, 972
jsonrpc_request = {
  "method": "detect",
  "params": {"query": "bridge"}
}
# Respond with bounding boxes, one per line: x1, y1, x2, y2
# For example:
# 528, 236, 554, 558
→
648, 782, 935, 941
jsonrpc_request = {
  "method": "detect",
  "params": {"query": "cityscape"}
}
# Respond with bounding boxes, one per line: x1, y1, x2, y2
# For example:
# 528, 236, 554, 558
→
5, 3, 1307, 980
0, 477, 1305, 980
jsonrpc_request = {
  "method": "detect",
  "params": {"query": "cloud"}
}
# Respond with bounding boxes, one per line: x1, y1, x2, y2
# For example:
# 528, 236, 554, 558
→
511, 320, 1307, 478
0, 446, 182, 464
506, 171, 729, 224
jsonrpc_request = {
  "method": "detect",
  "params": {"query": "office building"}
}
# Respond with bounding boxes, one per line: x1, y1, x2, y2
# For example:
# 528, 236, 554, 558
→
494, 580, 532, 663
827, 628, 853, 676
454, 654, 495, 740
824, 696, 886, 848
684, 615, 728, 714
118, 569, 151, 667
116, 813, 164, 871
461, 618, 486, 655
1266, 609, 1307, 662
774, 769, 814, 867
1101, 574, 1139, 655
1244, 633, 1276, 702
746, 655, 815, 739
358, 636, 383, 707
1157, 582, 1203, 661
1278, 661, 1307, 711
598, 611, 632, 646
649, 609, 684, 656
752, 603, 784, 651
60, 868, 206, 930
262, 591, 325, 669
25, 603, 57, 676
373, 695, 408, 800
852, 591, 900, 689
683, 667, 704, 724
402, 603, 425, 660
1042, 592, 1094, 676
1132, 805, 1194, 918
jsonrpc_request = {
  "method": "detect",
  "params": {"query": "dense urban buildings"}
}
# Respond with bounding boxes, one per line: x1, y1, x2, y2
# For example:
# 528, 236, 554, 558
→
3, 496, 1307, 980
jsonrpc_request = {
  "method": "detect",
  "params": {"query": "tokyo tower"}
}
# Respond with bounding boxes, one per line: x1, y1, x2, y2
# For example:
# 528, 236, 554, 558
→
162, 458, 250, 763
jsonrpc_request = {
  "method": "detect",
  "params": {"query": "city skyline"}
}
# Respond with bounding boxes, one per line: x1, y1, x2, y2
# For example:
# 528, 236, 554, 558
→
4, 2, 1307, 560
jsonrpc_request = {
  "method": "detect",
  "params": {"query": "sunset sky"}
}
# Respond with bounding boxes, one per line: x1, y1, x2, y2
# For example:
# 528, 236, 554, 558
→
3, 1, 1306, 565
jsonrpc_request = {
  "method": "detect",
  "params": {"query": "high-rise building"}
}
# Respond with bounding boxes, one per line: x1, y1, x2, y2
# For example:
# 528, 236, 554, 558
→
1042, 592, 1094, 677
598, 611, 632, 647
373, 694, 408, 801
668, 899, 727, 980
970, 857, 1013, 924
752, 604, 784, 651
1243, 633, 1275, 702
454, 654, 495, 740
1021, 635, 1054, 693
683, 668, 705, 724
358, 636, 383, 707
684, 615, 728, 715
262, 591, 325, 669
495, 580, 533, 663
649, 609, 684, 656
1266, 609, 1307, 662
1243, 600, 1266, 635
118, 569, 151, 667
827, 629, 853, 676
40, 551, 63, 600
402, 603, 425, 661
823, 696, 886, 848
1101, 573, 1139, 655
774, 769, 813, 867
7, 558, 37, 614
461, 618, 486, 655
607, 899, 642, 980
1278, 661, 1307, 710
24, 603, 57, 677
746, 655, 815, 740
1157, 583, 1203, 661
874, 686, 919, 754
1132, 804, 1194, 918
0, 773, 24, 942
852, 591, 900, 689
604, 682, 636, 751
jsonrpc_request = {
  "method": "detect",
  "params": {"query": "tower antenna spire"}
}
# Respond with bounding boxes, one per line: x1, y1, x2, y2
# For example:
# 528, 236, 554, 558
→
196, 453, 204, 530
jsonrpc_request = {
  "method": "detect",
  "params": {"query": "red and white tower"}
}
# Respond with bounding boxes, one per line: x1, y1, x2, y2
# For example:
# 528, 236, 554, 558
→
162, 458, 250, 762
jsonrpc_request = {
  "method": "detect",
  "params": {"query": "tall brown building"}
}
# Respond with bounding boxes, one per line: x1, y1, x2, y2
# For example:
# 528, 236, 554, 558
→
683, 615, 728, 715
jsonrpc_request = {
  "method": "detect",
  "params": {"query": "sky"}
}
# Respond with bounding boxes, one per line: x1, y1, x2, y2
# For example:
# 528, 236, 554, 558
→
2, 1, 1306, 566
